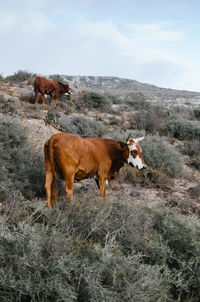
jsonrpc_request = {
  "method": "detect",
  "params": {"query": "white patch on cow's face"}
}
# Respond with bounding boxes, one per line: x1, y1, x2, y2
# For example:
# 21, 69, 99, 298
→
65, 90, 73, 95
127, 138, 147, 170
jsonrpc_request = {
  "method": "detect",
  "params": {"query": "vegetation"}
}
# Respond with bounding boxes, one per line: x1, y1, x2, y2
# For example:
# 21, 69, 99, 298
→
0, 71, 200, 301
4, 70, 36, 83
162, 116, 200, 140
0, 116, 44, 202
81, 91, 112, 112
140, 135, 183, 177
1, 195, 200, 301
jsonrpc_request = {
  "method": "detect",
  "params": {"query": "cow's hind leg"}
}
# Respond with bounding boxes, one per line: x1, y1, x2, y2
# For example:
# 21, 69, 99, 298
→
34, 88, 39, 104
64, 173, 75, 204
45, 171, 53, 208
44, 141, 58, 208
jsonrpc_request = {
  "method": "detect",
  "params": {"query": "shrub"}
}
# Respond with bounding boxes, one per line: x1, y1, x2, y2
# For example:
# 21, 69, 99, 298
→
0, 116, 45, 201
189, 156, 200, 170
118, 164, 173, 190
82, 91, 112, 112
59, 115, 104, 137
123, 92, 150, 110
162, 116, 200, 140
181, 140, 200, 157
132, 105, 169, 134
193, 108, 200, 120
18, 91, 35, 104
49, 74, 65, 82
140, 135, 183, 177
5, 70, 36, 83
45, 106, 61, 129
106, 129, 146, 142
0, 96, 18, 115
2, 196, 200, 301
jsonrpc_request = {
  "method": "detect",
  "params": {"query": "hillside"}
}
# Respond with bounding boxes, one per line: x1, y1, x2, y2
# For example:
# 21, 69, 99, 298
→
0, 72, 200, 301
56, 74, 200, 100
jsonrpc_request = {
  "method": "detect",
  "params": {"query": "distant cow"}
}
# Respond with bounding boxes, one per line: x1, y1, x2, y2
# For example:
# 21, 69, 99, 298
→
44, 132, 147, 208
34, 76, 72, 105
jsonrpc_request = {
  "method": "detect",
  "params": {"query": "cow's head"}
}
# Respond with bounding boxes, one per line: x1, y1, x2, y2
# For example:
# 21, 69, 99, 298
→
64, 84, 73, 95
125, 136, 147, 169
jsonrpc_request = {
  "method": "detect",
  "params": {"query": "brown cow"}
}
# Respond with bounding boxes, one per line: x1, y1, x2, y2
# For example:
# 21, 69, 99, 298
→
44, 132, 147, 208
34, 76, 72, 105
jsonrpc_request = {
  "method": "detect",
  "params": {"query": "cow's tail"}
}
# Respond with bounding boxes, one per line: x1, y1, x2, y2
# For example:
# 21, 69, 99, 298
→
44, 138, 58, 208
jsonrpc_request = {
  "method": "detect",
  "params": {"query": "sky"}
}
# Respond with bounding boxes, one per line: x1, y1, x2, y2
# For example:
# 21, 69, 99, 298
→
1, 0, 200, 91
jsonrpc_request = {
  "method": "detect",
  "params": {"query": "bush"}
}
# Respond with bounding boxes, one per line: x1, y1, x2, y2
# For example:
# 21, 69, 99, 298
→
193, 108, 200, 120
123, 92, 150, 110
190, 156, 200, 170
106, 129, 146, 142
59, 115, 104, 137
163, 116, 200, 140
1, 196, 200, 301
18, 91, 35, 104
0, 95, 18, 115
0, 116, 45, 201
4, 70, 36, 83
181, 140, 200, 157
82, 91, 112, 112
140, 135, 183, 177
132, 105, 169, 134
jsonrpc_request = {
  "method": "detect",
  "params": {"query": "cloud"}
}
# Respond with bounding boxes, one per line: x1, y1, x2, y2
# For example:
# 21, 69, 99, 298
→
0, 10, 54, 36
126, 22, 184, 43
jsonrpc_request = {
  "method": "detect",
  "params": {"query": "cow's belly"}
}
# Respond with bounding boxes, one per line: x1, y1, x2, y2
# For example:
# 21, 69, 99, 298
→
75, 169, 96, 180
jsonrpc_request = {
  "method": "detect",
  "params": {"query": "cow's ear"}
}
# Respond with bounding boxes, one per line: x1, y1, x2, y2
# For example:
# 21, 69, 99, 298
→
117, 141, 128, 151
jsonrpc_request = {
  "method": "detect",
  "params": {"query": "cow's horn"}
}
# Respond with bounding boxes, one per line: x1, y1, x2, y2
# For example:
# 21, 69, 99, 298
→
134, 136, 145, 143
126, 133, 131, 143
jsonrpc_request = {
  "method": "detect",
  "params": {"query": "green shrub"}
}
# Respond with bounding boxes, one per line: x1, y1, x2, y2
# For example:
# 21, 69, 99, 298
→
140, 135, 183, 176
163, 116, 200, 140
59, 115, 104, 137
82, 91, 112, 112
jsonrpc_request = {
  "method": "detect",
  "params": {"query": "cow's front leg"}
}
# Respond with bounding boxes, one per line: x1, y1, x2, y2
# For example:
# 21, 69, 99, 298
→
41, 93, 46, 105
98, 174, 106, 198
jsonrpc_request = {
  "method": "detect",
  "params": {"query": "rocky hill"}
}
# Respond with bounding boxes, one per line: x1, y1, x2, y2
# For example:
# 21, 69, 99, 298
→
54, 74, 200, 100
